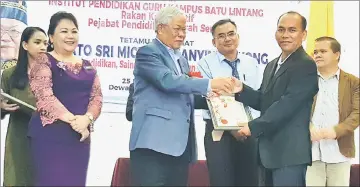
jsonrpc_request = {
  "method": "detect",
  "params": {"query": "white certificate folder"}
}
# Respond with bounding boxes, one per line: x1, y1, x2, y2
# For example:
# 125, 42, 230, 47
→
206, 95, 253, 130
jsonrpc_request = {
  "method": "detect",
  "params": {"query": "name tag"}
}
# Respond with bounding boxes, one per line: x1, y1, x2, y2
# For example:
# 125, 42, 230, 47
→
84, 66, 94, 70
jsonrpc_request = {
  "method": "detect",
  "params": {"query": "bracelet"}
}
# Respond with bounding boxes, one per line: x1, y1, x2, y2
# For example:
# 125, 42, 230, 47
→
85, 113, 95, 132
89, 122, 94, 132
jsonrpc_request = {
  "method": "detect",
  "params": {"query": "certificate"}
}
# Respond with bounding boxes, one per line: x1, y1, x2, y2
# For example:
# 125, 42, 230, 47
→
206, 95, 252, 130
1, 91, 36, 111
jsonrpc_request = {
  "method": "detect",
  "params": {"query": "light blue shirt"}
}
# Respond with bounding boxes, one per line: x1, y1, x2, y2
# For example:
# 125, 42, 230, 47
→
156, 38, 182, 73
197, 51, 261, 119
156, 38, 211, 93
311, 69, 350, 163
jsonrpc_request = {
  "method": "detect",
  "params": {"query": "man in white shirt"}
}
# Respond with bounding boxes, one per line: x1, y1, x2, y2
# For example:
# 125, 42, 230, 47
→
306, 36, 359, 186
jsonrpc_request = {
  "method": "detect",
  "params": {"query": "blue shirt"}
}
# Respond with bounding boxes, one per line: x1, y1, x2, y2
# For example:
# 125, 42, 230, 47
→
197, 51, 261, 119
156, 38, 211, 93
156, 38, 182, 73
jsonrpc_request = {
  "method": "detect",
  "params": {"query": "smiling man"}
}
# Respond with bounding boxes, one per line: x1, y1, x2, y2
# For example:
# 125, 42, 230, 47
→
129, 6, 236, 186
232, 11, 319, 186
196, 19, 261, 186
0, 0, 27, 69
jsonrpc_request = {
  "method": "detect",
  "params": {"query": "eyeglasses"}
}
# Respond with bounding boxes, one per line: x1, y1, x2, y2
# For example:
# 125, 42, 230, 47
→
214, 31, 237, 41
1, 26, 21, 39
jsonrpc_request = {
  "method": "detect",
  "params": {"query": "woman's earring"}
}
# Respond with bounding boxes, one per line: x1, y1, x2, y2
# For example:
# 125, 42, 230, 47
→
51, 44, 53, 48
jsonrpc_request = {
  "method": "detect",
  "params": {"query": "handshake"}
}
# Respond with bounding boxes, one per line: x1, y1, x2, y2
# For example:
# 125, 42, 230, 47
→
210, 77, 243, 95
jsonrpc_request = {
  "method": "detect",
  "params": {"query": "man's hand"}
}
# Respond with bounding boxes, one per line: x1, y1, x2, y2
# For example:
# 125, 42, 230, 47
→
70, 115, 91, 133
0, 100, 19, 111
319, 127, 337, 139
310, 127, 323, 142
238, 122, 251, 137
210, 77, 235, 94
231, 77, 243, 93
230, 130, 247, 141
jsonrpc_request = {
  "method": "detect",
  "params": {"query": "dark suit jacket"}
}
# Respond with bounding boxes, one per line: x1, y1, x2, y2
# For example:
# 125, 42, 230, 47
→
236, 47, 319, 169
125, 83, 134, 121
125, 82, 208, 121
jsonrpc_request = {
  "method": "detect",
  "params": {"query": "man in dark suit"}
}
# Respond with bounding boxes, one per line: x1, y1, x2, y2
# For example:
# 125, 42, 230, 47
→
233, 11, 319, 186
125, 83, 133, 121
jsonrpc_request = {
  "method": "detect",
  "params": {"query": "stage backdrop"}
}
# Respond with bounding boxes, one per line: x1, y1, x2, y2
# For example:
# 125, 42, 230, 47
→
1, 1, 358, 186
26, 1, 312, 107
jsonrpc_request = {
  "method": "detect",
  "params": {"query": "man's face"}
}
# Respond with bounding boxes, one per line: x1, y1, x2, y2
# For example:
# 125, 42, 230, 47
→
212, 22, 239, 55
157, 15, 187, 50
275, 14, 306, 54
313, 40, 340, 69
1, 18, 26, 61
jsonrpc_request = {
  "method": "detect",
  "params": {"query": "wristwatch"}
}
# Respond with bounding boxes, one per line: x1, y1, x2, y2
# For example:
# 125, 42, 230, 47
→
86, 113, 94, 122
85, 113, 95, 132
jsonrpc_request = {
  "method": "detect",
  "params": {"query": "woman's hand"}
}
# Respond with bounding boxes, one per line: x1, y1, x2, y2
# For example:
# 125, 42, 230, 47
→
79, 128, 90, 142
0, 100, 19, 111
70, 115, 91, 133
60, 112, 76, 124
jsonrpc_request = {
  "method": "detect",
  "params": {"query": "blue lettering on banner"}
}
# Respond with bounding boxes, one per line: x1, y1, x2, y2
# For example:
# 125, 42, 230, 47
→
241, 52, 269, 64
74, 44, 269, 64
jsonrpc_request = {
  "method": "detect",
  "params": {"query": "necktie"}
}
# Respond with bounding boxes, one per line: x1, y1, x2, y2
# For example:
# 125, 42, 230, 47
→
177, 59, 184, 74
224, 59, 253, 120
224, 60, 240, 79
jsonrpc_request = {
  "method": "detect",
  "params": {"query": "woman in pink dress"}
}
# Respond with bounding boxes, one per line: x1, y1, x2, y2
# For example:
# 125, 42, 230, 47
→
28, 11, 103, 186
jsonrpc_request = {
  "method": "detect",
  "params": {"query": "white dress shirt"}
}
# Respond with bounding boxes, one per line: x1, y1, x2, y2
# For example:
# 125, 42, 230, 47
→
311, 69, 350, 163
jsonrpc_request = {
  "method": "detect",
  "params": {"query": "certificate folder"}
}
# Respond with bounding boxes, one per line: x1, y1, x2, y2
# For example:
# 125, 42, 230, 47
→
206, 95, 252, 130
1, 91, 36, 111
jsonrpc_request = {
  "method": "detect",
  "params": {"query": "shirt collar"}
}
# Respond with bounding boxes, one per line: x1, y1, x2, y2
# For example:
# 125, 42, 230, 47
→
156, 38, 182, 58
216, 51, 240, 64
278, 52, 293, 66
317, 68, 340, 80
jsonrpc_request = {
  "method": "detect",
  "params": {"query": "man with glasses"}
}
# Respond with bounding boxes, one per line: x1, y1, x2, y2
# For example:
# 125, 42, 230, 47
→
129, 6, 236, 186
0, 0, 27, 70
197, 19, 262, 186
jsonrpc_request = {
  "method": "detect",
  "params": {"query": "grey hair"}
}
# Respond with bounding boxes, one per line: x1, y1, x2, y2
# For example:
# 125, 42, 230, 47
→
154, 6, 184, 32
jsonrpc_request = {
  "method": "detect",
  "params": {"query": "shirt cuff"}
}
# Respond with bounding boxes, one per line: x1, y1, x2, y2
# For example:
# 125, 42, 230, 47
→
206, 79, 212, 94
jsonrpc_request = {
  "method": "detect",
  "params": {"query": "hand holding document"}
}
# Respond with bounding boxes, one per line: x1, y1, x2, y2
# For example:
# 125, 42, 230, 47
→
207, 94, 251, 131
0, 90, 36, 111
206, 78, 252, 141
0, 96, 19, 112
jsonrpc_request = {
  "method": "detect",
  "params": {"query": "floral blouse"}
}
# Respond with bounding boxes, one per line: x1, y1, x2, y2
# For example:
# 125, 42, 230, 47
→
29, 54, 103, 126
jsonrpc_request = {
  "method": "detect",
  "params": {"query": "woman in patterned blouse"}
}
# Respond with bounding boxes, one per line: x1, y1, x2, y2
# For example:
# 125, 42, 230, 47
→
27, 11, 103, 186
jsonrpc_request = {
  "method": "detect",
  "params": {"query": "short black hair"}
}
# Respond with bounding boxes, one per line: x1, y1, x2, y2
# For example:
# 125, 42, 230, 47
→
315, 36, 341, 53
211, 19, 237, 37
277, 11, 307, 31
